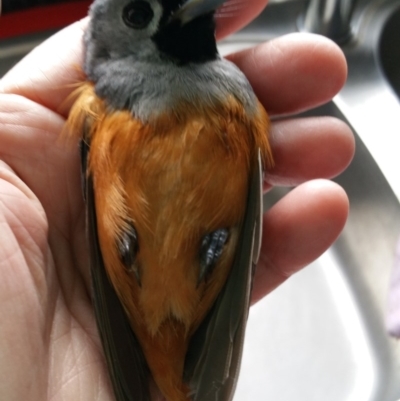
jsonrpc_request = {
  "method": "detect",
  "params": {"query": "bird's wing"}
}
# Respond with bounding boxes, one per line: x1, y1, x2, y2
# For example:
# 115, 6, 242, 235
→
184, 150, 263, 401
81, 136, 151, 401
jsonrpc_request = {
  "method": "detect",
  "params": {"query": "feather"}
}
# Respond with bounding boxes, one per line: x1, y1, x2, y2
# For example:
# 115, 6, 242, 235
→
81, 138, 151, 401
184, 151, 263, 401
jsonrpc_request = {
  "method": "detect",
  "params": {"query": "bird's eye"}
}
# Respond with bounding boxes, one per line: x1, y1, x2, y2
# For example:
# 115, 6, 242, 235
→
198, 228, 229, 284
118, 224, 141, 285
122, 1, 154, 29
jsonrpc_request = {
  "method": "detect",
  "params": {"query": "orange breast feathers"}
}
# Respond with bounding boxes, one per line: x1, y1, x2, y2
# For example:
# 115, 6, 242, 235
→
67, 82, 273, 401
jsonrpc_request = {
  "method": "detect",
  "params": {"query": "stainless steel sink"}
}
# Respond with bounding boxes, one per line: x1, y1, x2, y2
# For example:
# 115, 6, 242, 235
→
1, 1, 400, 400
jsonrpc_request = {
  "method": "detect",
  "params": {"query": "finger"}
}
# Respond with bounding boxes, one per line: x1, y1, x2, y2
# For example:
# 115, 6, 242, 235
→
252, 179, 349, 304
265, 116, 355, 187
215, 0, 268, 39
227, 33, 348, 115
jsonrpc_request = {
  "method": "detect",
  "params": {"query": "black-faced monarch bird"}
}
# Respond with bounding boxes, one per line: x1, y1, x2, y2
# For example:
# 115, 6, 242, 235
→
66, 0, 273, 400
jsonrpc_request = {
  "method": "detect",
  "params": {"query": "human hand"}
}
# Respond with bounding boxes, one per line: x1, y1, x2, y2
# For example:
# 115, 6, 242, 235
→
0, 1, 354, 400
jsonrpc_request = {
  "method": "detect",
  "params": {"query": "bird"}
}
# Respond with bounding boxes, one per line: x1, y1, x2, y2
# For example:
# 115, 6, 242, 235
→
66, 0, 273, 400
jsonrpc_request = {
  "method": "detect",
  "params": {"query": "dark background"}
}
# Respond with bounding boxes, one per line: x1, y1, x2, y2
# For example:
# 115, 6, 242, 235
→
2, 0, 82, 13
0, 0, 91, 39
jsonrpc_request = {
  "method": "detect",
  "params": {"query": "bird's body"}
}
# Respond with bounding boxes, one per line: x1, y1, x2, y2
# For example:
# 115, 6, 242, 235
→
66, 1, 273, 400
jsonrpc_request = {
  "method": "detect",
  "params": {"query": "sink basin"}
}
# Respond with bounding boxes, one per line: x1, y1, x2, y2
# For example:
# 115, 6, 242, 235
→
1, 1, 400, 400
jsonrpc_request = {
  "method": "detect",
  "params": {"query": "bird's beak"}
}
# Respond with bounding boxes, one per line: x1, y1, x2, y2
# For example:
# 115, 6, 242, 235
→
170, 0, 226, 25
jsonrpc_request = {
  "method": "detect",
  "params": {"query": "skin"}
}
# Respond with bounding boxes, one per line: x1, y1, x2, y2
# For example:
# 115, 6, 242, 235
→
0, 1, 354, 400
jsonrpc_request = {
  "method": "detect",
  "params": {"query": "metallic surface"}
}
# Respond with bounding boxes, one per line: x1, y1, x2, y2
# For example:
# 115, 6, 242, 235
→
299, 0, 356, 42
1, 0, 400, 399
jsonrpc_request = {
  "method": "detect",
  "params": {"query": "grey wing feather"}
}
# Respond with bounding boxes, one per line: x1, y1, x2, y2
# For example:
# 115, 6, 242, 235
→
81, 138, 150, 401
184, 150, 263, 401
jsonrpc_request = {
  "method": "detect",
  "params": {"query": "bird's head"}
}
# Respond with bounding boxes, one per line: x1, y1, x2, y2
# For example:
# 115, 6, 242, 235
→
85, 0, 226, 67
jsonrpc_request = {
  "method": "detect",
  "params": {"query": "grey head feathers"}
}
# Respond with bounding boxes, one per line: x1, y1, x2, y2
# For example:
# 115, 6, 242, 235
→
84, 0, 164, 74
84, 0, 258, 121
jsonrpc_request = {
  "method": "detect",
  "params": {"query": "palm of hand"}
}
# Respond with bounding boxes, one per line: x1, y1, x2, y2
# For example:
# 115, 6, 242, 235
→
0, 94, 116, 399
